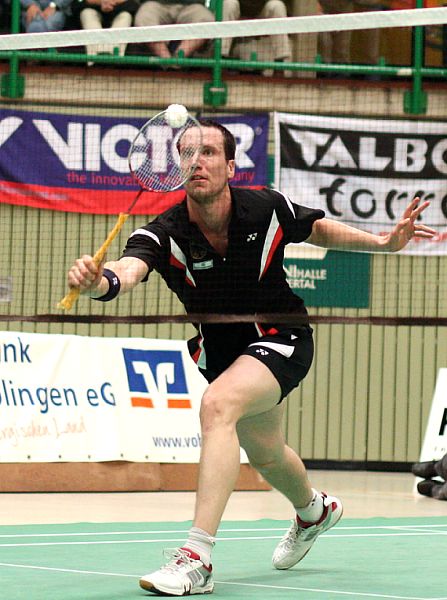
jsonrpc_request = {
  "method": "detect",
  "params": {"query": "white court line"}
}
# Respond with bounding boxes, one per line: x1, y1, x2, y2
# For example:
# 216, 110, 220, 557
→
1, 531, 447, 548
0, 562, 442, 600
388, 525, 447, 536
1, 523, 446, 539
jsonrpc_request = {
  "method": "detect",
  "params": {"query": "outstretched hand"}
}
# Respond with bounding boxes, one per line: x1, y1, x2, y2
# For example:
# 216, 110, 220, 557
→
381, 197, 436, 252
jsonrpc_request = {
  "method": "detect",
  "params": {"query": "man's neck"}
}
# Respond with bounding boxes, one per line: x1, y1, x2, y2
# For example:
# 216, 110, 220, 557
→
187, 188, 232, 236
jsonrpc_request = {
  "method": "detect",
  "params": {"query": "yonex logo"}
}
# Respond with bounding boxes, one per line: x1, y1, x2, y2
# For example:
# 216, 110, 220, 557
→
122, 348, 191, 409
247, 233, 258, 242
256, 348, 269, 356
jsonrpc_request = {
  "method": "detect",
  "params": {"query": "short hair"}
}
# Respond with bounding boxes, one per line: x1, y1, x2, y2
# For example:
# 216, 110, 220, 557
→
197, 119, 236, 161
177, 118, 236, 162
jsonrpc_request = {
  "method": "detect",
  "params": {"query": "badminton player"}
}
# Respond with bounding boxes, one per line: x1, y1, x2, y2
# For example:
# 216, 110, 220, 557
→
67, 119, 436, 596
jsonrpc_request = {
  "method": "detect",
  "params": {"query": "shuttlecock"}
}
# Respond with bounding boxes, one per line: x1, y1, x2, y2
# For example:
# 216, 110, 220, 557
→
165, 104, 188, 128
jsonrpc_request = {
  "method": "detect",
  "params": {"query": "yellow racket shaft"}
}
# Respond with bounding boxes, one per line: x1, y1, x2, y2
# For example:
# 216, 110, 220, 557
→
57, 213, 130, 311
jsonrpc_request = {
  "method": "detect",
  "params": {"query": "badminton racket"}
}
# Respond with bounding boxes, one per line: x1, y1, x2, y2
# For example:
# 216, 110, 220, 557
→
57, 106, 203, 310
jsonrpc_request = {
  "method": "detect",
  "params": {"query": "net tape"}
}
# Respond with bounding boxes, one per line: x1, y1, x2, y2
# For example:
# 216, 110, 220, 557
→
0, 7, 446, 52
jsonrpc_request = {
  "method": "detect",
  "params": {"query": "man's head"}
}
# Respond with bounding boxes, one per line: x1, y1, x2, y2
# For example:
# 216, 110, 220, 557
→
178, 119, 236, 204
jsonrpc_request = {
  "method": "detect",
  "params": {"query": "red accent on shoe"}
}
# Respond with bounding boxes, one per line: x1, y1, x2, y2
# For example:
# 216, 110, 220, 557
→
297, 504, 328, 528
296, 495, 331, 528
179, 547, 212, 572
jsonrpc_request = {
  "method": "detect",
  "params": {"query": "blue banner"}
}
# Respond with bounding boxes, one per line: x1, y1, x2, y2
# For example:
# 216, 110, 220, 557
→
0, 109, 269, 214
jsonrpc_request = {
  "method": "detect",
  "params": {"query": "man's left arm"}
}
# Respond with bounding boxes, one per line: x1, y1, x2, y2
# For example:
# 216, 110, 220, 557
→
307, 197, 436, 253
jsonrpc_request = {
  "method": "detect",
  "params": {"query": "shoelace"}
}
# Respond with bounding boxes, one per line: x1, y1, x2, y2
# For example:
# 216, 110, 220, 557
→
159, 548, 198, 573
281, 519, 320, 548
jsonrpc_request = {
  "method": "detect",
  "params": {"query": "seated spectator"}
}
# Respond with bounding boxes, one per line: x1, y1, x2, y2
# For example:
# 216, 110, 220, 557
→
20, 0, 73, 32
221, 0, 292, 76
77, 0, 137, 59
134, 0, 215, 60
318, 0, 383, 73
1, 0, 11, 33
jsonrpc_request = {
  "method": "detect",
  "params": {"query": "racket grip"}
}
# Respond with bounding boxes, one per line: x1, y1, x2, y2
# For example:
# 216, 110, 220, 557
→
57, 287, 80, 311
57, 213, 130, 311
92, 212, 129, 265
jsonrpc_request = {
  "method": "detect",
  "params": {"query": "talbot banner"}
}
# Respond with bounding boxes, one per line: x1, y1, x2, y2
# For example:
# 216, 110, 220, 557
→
274, 112, 447, 255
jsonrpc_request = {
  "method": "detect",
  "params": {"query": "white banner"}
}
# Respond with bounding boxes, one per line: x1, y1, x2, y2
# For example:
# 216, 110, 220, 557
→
419, 368, 447, 463
0, 331, 212, 463
274, 112, 447, 255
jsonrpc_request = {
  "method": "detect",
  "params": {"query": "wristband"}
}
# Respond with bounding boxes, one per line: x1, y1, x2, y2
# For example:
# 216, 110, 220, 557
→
93, 268, 121, 302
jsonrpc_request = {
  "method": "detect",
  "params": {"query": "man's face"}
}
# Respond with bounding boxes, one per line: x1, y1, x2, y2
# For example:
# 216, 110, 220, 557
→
179, 126, 235, 204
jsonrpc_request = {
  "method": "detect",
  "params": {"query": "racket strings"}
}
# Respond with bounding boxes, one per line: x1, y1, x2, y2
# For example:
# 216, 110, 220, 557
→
129, 113, 202, 193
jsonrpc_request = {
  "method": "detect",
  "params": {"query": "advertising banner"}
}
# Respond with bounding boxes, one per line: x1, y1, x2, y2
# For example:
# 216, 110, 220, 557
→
0, 110, 268, 214
419, 368, 447, 463
284, 246, 370, 308
274, 112, 447, 255
0, 331, 215, 463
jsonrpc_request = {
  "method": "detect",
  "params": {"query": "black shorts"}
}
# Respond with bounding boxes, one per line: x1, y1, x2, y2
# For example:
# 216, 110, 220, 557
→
198, 326, 314, 401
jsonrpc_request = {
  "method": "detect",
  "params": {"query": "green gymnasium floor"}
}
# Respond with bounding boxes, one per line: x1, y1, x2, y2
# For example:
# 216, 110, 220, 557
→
1, 517, 446, 600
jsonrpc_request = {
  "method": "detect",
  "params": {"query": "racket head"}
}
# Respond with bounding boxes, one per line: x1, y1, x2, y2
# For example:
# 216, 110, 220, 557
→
128, 108, 203, 193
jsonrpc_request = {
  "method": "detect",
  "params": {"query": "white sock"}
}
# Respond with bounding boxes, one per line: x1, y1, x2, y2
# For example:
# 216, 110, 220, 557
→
183, 527, 215, 567
294, 489, 324, 524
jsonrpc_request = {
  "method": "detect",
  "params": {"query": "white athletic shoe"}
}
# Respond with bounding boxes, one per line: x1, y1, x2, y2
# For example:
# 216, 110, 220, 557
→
272, 492, 343, 570
139, 548, 214, 596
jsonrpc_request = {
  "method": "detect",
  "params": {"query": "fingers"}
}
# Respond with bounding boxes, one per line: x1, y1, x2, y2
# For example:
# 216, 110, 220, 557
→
67, 255, 103, 291
409, 199, 430, 222
413, 223, 437, 238
403, 196, 420, 219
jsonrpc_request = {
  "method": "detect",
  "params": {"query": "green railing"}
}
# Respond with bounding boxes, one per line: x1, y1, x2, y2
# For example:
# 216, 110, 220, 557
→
0, 0, 446, 112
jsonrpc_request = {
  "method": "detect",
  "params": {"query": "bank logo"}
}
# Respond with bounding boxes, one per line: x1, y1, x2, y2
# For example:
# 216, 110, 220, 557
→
122, 348, 191, 409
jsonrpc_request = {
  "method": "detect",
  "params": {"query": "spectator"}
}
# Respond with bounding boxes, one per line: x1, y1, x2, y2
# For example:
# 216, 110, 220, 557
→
1, 0, 11, 33
134, 0, 214, 61
77, 0, 137, 59
318, 1, 383, 73
221, 0, 292, 76
20, 0, 73, 32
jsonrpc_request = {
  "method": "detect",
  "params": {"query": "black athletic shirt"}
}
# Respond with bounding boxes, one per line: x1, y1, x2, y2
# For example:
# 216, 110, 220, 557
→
121, 186, 325, 374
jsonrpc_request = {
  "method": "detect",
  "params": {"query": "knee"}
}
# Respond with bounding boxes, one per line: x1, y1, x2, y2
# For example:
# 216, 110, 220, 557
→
134, 2, 158, 27
199, 387, 239, 434
264, 0, 287, 18
27, 18, 45, 33
180, 5, 215, 24
223, 0, 240, 20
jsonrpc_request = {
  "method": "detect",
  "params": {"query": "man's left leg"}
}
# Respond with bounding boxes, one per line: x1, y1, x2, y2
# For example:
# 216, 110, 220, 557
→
236, 403, 343, 570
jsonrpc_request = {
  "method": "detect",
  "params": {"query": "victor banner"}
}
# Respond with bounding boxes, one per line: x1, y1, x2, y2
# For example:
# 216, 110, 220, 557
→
274, 112, 447, 255
0, 110, 268, 214
0, 331, 216, 463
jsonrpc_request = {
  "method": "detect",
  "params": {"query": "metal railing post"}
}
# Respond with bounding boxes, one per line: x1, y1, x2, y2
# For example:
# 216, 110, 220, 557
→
1, 0, 25, 98
203, 0, 228, 107
404, 0, 427, 114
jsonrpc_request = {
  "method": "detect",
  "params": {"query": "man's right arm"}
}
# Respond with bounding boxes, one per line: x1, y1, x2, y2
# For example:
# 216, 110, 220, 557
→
67, 255, 149, 299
